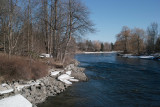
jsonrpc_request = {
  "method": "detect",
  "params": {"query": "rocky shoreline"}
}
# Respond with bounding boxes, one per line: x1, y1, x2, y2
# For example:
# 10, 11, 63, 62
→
0, 61, 87, 107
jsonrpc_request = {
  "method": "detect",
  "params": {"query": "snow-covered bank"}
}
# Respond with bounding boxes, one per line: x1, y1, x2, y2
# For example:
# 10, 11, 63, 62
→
139, 56, 154, 59
0, 84, 14, 95
0, 94, 32, 107
82, 51, 118, 54
119, 53, 160, 60
0, 61, 87, 107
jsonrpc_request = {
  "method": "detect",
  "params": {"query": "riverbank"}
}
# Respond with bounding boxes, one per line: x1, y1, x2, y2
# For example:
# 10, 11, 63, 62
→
117, 53, 160, 60
0, 60, 87, 107
76, 51, 118, 54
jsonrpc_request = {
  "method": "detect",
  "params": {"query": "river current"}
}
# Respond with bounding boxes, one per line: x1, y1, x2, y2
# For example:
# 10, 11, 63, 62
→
39, 53, 160, 107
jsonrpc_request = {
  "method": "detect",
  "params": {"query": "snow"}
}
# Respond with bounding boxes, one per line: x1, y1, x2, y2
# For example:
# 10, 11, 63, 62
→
14, 81, 40, 91
0, 94, 32, 107
39, 53, 52, 58
0, 84, 14, 95
121, 55, 155, 59
51, 71, 61, 76
1, 83, 8, 87
69, 79, 79, 82
66, 71, 72, 76
60, 79, 72, 85
139, 56, 154, 59
15, 85, 26, 91
84, 51, 117, 54
0, 89, 14, 95
58, 74, 75, 85
58, 74, 72, 80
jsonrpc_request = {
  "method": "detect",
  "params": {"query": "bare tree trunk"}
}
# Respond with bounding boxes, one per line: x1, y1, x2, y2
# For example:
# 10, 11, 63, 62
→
8, 0, 13, 57
62, 0, 72, 64
52, 0, 58, 58
137, 36, 140, 55
30, 1, 33, 56
43, 0, 49, 53
27, 0, 30, 56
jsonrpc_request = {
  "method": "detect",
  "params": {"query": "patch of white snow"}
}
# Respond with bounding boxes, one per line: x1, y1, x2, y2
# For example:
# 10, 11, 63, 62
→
0, 84, 14, 95
69, 79, 79, 82
0, 94, 32, 107
58, 74, 75, 85
51, 71, 61, 76
66, 71, 72, 76
139, 56, 154, 59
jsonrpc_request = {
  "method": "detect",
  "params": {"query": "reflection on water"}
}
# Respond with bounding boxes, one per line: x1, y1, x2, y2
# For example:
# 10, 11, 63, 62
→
38, 53, 160, 107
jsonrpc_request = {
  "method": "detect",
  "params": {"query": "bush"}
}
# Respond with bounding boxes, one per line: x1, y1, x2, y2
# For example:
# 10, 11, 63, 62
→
0, 53, 48, 82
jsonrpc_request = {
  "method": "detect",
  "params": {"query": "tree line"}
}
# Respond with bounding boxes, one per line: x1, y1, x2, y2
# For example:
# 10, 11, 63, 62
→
114, 23, 160, 55
77, 40, 114, 52
0, 0, 94, 63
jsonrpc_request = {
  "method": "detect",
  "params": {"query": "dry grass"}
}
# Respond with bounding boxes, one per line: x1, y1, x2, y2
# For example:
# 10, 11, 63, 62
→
0, 53, 48, 82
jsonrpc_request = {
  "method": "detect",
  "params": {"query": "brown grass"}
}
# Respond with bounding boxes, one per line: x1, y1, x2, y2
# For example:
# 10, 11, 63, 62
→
0, 53, 48, 82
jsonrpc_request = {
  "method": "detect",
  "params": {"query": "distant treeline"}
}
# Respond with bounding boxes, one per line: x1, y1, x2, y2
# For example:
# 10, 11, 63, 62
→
77, 40, 114, 52
114, 23, 160, 55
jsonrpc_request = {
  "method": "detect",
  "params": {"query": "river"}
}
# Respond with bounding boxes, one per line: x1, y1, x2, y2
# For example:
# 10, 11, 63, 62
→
38, 53, 160, 107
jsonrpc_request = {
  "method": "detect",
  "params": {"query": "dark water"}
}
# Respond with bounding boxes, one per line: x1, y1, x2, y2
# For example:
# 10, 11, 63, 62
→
38, 53, 160, 107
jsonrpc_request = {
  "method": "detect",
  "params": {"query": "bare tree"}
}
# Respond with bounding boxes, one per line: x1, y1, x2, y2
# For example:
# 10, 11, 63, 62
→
116, 26, 130, 53
131, 28, 145, 55
146, 22, 158, 53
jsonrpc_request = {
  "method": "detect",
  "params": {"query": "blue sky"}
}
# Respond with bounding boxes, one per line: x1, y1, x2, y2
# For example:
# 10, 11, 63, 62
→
81, 0, 160, 43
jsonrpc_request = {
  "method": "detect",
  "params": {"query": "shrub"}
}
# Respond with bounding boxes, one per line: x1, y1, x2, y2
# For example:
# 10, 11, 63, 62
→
0, 53, 48, 82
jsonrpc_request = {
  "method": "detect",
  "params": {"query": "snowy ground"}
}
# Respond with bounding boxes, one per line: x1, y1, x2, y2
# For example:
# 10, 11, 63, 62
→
83, 51, 118, 54
121, 54, 155, 59
0, 84, 14, 95
0, 94, 32, 107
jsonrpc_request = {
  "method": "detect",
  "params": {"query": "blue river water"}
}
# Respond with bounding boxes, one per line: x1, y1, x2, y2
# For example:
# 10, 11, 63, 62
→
38, 53, 160, 107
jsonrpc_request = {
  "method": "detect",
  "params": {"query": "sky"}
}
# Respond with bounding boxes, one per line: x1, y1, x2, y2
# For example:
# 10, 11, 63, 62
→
81, 0, 160, 43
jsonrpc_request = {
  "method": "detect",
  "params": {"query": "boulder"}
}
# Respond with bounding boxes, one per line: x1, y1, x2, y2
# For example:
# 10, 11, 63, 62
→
71, 71, 87, 81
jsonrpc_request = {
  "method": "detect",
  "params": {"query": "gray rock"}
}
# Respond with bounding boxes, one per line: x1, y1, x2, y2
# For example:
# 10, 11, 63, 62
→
71, 71, 88, 81
72, 67, 85, 72
72, 59, 80, 66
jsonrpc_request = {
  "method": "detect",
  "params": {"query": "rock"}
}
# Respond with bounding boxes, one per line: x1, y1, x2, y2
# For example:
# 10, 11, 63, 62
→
57, 83, 65, 91
72, 67, 85, 72
71, 71, 87, 81
65, 64, 85, 72
72, 59, 80, 66
33, 105, 37, 107
65, 64, 74, 71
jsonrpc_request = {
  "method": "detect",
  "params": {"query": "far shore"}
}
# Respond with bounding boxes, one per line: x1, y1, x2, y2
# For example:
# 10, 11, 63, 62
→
76, 51, 119, 54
